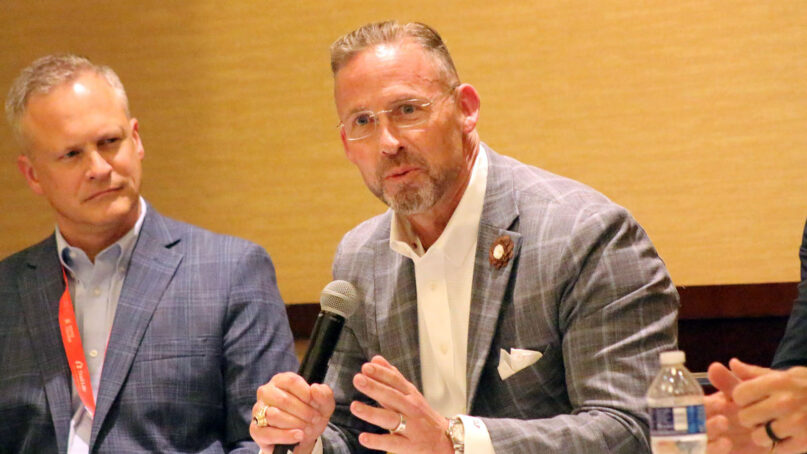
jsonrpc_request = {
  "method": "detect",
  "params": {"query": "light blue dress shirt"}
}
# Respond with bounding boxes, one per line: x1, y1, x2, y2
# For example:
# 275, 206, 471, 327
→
56, 198, 147, 454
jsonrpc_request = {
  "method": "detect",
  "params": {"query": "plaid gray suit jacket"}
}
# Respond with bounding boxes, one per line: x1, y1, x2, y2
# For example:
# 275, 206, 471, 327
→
321, 146, 679, 453
0, 205, 298, 453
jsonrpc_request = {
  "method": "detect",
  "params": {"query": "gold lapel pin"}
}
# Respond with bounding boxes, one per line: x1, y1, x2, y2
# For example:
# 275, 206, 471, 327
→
489, 235, 514, 269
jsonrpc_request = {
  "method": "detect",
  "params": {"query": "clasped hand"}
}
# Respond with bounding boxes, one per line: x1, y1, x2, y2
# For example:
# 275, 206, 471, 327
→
250, 355, 454, 454
705, 359, 807, 454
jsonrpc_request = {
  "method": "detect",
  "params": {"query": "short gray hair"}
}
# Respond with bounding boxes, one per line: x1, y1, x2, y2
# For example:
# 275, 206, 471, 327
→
5, 54, 129, 142
330, 21, 460, 88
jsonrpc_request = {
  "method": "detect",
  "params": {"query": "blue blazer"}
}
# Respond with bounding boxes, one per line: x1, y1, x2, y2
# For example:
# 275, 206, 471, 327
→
0, 206, 298, 453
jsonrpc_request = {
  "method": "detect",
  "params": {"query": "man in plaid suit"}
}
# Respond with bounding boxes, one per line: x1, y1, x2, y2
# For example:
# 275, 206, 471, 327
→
251, 21, 678, 454
0, 54, 298, 453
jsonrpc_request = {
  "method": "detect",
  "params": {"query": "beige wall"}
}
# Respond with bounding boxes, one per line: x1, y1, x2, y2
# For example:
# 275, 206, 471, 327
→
1, 1, 805, 303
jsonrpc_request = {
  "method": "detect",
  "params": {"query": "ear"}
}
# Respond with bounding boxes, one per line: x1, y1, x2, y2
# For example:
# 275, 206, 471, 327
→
17, 154, 44, 195
130, 118, 145, 160
455, 83, 480, 134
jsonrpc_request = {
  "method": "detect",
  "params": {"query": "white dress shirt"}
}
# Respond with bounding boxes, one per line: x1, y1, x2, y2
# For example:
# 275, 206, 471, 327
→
308, 150, 494, 454
388, 147, 495, 454
56, 198, 147, 454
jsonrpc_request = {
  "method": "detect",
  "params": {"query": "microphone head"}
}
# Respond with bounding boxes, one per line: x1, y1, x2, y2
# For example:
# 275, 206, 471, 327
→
319, 280, 360, 318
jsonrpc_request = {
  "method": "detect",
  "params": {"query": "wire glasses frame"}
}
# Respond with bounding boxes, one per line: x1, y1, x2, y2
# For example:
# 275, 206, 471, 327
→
337, 89, 456, 141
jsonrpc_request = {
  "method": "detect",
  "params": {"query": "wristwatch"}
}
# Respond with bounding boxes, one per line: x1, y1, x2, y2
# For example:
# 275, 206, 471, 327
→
446, 416, 465, 453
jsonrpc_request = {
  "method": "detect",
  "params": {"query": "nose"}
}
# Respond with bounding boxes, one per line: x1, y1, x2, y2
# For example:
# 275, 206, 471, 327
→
376, 117, 403, 157
85, 149, 113, 180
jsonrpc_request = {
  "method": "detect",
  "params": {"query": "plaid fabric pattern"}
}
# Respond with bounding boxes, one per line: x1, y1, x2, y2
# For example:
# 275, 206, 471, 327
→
321, 145, 678, 453
0, 206, 298, 453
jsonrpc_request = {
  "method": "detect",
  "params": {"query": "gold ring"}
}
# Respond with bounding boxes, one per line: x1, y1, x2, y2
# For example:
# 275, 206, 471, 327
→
390, 413, 406, 434
253, 403, 270, 428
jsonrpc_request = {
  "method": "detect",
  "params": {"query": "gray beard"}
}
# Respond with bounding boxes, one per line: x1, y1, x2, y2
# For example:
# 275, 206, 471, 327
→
383, 181, 439, 215
380, 164, 460, 215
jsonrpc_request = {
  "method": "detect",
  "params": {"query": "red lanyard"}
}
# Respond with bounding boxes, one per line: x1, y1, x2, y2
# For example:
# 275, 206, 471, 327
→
58, 268, 96, 418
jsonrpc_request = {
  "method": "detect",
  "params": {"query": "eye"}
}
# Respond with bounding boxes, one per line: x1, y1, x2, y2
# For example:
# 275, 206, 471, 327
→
63, 149, 81, 159
352, 112, 374, 127
99, 137, 121, 148
397, 103, 420, 115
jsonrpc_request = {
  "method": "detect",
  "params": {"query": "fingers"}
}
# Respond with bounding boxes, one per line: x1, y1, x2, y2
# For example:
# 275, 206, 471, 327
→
350, 400, 402, 431
706, 414, 729, 441
729, 358, 772, 381
357, 431, 408, 453
706, 437, 732, 454
351, 356, 453, 454
704, 391, 731, 418
257, 373, 320, 424
366, 356, 418, 395
352, 357, 418, 415
310, 383, 336, 416
250, 423, 304, 446
748, 413, 807, 452
705, 415, 734, 454
250, 373, 336, 451
737, 395, 788, 428
708, 362, 741, 395
771, 435, 807, 454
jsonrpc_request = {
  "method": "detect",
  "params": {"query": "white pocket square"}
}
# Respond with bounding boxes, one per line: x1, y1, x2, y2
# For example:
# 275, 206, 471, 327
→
497, 348, 543, 380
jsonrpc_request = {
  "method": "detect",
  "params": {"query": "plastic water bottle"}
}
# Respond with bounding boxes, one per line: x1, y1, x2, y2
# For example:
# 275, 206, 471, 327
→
646, 350, 707, 454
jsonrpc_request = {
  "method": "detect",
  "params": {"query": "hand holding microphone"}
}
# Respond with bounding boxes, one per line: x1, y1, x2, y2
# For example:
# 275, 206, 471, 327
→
249, 280, 359, 454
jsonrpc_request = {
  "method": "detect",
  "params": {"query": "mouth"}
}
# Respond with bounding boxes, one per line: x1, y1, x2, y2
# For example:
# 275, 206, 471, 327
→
383, 166, 420, 182
85, 187, 122, 202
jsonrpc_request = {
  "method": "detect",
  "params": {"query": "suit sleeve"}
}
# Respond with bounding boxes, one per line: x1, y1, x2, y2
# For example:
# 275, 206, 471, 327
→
772, 218, 807, 369
481, 203, 679, 453
222, 244, 299, 452
318, 241, 386, 454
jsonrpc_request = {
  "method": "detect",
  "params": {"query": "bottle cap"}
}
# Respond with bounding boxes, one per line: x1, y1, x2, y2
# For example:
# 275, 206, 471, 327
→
659, 350, 686, 365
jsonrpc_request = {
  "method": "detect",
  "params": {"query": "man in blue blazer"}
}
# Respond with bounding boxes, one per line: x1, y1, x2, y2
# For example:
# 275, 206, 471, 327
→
0, 54, 298, 453
250, 21, 678, 454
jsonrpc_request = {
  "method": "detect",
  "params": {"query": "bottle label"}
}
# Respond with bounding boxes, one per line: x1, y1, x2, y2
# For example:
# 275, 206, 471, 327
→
650, 405, 706, 435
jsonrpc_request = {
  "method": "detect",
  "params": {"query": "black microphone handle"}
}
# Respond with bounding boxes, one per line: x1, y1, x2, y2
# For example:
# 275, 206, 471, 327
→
274, 311, 345, 454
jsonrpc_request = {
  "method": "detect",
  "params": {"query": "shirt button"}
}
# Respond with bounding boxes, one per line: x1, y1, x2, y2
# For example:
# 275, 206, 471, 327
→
89, 349, 98, 358
430, 282, 437, 291
93, 288, 101, 296
440, 343, 448, 355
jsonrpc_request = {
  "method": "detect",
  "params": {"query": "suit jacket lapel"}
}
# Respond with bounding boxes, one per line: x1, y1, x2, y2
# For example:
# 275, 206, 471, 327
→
373, 237, 423, 390
90, 209, 182, 445
18, 236, 73, 454
466, 148, 522, 411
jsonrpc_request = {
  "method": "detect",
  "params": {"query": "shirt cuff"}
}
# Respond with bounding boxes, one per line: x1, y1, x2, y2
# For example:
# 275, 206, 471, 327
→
263, 438, 322, 454
458, 415, 495, 454
310, 437, 324, 454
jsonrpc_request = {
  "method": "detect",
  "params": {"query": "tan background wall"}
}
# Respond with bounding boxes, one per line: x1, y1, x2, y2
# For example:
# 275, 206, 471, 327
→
1, 1, 805, 303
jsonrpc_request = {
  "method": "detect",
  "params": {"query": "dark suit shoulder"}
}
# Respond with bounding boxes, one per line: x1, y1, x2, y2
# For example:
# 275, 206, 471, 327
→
0, 236, 56, 287
147, 211, 270, 259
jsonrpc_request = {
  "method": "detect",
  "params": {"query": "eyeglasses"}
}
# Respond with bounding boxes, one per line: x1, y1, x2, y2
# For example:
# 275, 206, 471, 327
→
338, 90, 455, 141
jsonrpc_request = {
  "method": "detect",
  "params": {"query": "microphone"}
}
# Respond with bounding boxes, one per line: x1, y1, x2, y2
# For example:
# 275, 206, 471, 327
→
274, 280, 360, 454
